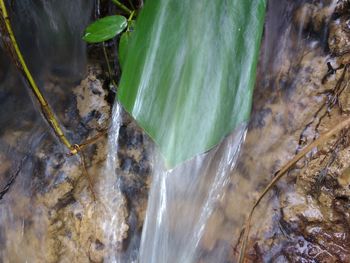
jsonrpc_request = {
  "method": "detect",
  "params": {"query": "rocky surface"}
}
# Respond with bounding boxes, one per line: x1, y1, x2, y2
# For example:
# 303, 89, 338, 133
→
1, 0, 350, 262
275, 2, 350, 261
224, 1, 350, 262
0, 63, 151, 262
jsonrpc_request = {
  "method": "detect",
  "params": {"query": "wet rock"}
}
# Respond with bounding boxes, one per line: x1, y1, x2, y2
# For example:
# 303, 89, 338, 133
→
334, 0, 350, 17
0, 63, 140, 262
0, 154, 12, 194
285, 135, 350, 251
115, 114, 152, 230
200, 208, 225, 251
73, 64, 110, 130
293, 2, 335, 35
282, 192, 324, 223
328, 15, 350, 57
230, 1, 350, 262
274, 4, 350, 261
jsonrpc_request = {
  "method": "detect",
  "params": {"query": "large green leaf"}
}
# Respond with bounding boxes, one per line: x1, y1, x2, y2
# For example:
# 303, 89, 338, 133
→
83, 15, 127, 43
118, 0, 266, 167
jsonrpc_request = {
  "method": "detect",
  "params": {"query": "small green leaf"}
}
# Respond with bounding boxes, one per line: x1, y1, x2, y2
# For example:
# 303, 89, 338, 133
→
83, 15, 127, 43
118, 32, 130, 68
118, 20, 135, 69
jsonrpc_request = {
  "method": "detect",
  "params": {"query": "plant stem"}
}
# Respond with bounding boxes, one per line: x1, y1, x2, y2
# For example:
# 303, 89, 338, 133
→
0, 1, 109, 200
76, 145, 97, 201
0, 0, 77, 155
111, 0, 132, 15
128, 10, 135, 22
102, 42, 118, 90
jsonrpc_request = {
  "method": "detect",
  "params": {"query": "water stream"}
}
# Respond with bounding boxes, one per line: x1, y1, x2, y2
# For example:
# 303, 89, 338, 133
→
139, 126, 246, 263
102, 103, 247, 263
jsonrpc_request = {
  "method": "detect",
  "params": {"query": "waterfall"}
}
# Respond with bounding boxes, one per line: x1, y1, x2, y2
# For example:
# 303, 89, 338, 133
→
104, 102, 247, 263
139, 126, 247, 263
1, 0, 331, 262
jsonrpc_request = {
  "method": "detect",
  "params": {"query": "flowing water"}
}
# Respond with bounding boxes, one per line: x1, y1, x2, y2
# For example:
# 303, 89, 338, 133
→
139, 126, 246, 263
1, 0, 345, 262
102, 103, 247, 263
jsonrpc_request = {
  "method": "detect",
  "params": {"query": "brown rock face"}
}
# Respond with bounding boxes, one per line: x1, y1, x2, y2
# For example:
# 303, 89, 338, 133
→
328, 15, 350, 57
0, 63, 152, 262
2, 1, 350, 262
234, 0, 350, 262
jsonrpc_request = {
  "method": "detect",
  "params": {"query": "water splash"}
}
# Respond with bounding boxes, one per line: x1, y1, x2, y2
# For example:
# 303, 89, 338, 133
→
99, 103, 130, 263
101, 100, 247, 263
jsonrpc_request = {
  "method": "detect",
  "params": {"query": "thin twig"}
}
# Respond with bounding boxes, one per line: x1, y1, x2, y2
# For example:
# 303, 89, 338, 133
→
67, 128, 109, 156
128, 10, 135, 23
297, 65, 349, 152
111, 0, 132, 15
102, 43, 118, 90
238, 116, 350, 263
73, 144, 97, 201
